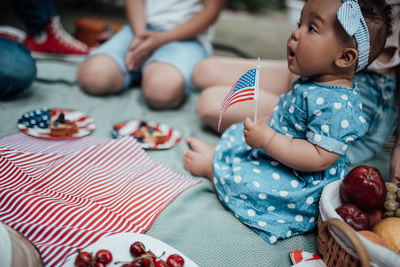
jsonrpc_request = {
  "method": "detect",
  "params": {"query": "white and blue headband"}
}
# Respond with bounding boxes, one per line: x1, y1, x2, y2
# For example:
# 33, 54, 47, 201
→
337, 0, 370, 70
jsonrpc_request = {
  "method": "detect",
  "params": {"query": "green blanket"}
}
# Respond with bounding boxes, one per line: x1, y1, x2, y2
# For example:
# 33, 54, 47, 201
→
0, 61, 391, 266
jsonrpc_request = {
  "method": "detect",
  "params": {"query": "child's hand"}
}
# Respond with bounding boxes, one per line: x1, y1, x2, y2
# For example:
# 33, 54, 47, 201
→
125, 31, 164, 71
243, 117, 270, 149
125, 36, 145, 71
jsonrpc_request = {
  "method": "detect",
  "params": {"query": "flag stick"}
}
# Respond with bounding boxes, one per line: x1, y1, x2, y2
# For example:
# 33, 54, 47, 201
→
254, 57, 260, 122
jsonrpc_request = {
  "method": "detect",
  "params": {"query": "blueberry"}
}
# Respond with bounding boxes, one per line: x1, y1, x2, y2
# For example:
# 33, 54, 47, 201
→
55, 113, 66, 123
134, 137, 144, 143
139, 121, 147, 127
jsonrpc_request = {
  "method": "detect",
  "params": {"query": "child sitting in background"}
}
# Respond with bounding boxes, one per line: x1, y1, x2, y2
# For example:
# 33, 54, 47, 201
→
183, 0, 392, 243
77, 0, 225, 109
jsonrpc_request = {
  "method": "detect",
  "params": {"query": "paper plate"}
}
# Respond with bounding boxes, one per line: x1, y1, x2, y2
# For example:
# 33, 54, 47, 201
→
17, 108, 95, 139
111, 120, 182, 149
63, 232, 199, 267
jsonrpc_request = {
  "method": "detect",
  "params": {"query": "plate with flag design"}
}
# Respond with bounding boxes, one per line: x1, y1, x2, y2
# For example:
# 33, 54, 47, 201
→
17, 107, 95, 139
111, 120, 181, 149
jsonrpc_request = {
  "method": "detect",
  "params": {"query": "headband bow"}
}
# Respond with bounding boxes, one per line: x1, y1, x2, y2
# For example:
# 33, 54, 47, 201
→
337, 0, 370, 70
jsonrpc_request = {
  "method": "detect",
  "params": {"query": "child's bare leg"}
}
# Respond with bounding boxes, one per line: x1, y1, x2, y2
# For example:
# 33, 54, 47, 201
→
142, 62, 185, 109
192, 56, 299, 132
183, 137, 215, 180
77, 54, 125, 95
192, 56, 297, 95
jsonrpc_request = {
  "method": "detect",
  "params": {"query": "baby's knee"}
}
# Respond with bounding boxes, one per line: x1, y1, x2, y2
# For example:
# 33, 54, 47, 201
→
77, 56, 123, 95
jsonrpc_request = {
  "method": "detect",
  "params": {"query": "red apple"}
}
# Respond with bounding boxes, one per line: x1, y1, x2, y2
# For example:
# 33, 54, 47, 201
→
340, 165, 386, 211
336, 203, 369, 231
367, 209, 383, 228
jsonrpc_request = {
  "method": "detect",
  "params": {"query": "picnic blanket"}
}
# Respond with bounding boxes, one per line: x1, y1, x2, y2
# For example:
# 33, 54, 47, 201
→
0, 60, 393, 266
0, 133, 200, 266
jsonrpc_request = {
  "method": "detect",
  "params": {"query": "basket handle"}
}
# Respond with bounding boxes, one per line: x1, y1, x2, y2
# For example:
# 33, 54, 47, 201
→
319, 218, 371, 267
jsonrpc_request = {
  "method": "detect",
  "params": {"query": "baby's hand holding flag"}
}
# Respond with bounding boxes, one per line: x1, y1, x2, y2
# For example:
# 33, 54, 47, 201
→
217, 58, 260, 132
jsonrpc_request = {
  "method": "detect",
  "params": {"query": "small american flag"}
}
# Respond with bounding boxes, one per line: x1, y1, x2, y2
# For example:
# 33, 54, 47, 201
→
218, 67, 259, 132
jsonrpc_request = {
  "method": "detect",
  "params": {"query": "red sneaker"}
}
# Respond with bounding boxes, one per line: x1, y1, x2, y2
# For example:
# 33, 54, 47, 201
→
24, 16, 90, 62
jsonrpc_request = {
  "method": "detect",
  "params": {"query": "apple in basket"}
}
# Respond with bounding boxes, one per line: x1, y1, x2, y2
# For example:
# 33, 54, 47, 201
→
340, 165, 386, 211
335, 203, 369, 231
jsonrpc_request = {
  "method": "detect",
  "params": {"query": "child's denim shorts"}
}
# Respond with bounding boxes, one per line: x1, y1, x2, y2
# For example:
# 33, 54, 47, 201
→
346, 69, 398, 164
90, 25, 209, 93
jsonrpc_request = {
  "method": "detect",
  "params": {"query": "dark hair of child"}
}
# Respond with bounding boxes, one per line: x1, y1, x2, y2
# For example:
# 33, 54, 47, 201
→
358, 0, 393, 64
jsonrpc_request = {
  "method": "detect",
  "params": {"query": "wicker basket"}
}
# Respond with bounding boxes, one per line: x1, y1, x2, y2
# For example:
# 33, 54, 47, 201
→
317, 216, 371, 267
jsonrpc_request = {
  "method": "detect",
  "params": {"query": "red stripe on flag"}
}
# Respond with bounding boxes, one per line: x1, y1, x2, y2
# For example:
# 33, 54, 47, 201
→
220, 88, 255, 110
226, 97, 256, 109
219, 93, 255, 116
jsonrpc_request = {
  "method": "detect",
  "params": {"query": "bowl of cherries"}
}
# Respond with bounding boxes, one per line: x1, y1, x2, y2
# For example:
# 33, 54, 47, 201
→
66, 233, 196, 267
75, 242, 185, 267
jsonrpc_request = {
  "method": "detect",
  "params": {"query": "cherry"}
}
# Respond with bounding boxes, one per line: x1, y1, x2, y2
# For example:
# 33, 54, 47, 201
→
166, 254, 184, 267
145, 250, 157, 263
95, 249, 113, 264
155, 259, 169, 267
140, 254, 154, 267
93, 262, 107, 267
130, 256, 153, 267
75, 250, 93, 267
130, 241, 146, 257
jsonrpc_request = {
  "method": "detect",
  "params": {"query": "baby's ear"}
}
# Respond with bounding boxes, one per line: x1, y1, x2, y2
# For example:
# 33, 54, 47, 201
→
335, 47, 358, 69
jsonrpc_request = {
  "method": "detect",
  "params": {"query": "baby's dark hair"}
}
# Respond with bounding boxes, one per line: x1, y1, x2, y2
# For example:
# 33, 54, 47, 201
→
358, 0, 392, 64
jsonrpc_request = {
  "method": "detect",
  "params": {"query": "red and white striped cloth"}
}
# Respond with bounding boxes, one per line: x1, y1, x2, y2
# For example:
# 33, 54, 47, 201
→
290, 250, 325, 267
0, 133, 200, 266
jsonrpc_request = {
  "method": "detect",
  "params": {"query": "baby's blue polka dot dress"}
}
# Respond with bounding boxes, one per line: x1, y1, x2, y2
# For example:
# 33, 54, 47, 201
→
213, 77, 367, 244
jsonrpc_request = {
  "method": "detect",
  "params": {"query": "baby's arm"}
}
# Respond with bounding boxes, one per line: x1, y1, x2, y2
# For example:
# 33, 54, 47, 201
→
243, 118, 340, 172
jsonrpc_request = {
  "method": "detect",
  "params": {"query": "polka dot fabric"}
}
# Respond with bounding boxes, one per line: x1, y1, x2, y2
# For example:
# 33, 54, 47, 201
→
213, 77, 367, 244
